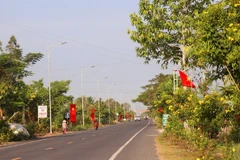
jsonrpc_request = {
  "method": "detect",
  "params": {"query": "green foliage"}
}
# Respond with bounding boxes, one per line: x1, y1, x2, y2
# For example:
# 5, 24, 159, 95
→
0, 120, 13, 143
11, 132, 29, 141
25, 122, 38, 138
128, 0, 212, 68
37, 119, 50, 134
129, 0, 240, 158
189, 1, 240, 85
221, 142, 240, 160
0, 36, 43, 120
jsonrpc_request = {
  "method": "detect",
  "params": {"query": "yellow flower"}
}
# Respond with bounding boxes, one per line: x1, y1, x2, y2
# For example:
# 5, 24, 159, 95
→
234, 3, 240, 7
169, 105, 173, 111
232, 28, 237, 32
225, 109, 230, 113
183, 46, 190, 52
199, 100, 204, 105
203, 11, 208, 14
232, 148, 236, 152
180, 105, 184, 109
166, 100, 172, 104
196, 158, 201, 160
229, 23, 233, 27
220, 97, 224, 102
228, 36, 234, 41
187, 97, 192, 101
158, 33, 163, 38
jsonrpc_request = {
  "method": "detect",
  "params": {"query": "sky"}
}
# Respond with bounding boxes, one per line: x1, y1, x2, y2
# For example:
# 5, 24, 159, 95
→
0, 0, 174, 113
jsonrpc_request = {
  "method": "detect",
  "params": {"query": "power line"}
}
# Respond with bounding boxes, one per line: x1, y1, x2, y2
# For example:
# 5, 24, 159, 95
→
27, 60, 143, 72
3, 21, 137, 60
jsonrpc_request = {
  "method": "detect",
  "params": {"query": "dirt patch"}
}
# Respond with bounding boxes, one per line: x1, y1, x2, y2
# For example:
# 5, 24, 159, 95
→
155, 137, 200, 160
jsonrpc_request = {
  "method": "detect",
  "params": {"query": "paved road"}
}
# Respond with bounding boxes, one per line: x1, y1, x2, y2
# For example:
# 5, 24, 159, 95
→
0, 119, 160, 160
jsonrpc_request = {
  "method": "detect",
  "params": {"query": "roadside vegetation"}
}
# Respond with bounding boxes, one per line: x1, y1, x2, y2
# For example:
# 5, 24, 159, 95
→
128, 0, 240, 159
0, 36, 134, 144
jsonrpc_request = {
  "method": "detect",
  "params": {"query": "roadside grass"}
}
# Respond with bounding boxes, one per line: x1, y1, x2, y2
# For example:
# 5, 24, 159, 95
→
155, 136, 200, 160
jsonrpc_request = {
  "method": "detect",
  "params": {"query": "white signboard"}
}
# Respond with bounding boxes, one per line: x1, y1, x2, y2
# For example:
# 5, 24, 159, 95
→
38, 106, 47, 118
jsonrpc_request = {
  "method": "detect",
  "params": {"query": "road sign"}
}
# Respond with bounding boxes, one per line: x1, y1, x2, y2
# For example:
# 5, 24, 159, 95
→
162, 114, 169, 126
38, 106, 47, 118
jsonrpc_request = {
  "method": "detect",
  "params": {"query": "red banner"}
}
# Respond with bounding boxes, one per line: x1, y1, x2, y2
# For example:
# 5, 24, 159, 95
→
179, 70, 196, 88
70, 104, 76, 123
90, 108, 95, 122
119, 115, 123, 120
126, 113, 129, 119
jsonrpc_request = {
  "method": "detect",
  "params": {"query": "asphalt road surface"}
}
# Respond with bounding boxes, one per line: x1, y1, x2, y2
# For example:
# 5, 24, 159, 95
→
0, 119, 160, 160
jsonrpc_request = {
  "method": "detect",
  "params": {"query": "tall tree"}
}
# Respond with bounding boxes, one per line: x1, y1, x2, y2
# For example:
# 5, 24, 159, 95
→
0, 36, 43, 118
189, 1, 240, 89
128, 0, 212, 69
133, 73, 172, 106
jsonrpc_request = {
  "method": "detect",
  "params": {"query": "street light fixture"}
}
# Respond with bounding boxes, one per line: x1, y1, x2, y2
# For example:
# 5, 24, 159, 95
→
81, 66, 95, 126
48, 42, 67, 134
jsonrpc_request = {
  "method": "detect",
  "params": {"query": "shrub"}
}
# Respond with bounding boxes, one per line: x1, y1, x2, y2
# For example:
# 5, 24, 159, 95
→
0, 120, 13, 143
25, 122, 38, 139
11, 132, 29, 141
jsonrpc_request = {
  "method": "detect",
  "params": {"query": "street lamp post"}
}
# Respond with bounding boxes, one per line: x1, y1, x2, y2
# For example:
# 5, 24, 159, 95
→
114, 89, 122, 121
97, 76, 108, 125
108, 84, 116, 124
48, 42, 67, 134
108, 87, 110, 124
81, 66, 95, 126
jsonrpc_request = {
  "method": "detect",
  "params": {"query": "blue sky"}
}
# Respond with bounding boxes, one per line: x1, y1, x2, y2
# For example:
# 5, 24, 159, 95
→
1, 0, 174, 113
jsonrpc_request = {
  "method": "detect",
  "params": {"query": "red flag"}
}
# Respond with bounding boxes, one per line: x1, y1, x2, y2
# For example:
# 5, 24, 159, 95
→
70, 104, 76, 123
90, 108, 95, 122
179, 70, 196, 88
119, 115, 123, 120
158, 108, 164, 113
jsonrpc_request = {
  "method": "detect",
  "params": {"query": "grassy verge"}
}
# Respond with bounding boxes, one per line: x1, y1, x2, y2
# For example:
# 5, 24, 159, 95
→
155, 136, 200, 160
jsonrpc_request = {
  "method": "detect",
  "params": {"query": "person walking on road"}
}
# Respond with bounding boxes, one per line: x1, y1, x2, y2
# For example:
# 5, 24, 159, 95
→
62, 119, 67, 134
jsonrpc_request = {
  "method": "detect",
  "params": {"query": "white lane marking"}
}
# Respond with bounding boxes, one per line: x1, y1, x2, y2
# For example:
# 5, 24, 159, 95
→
67, 142, 72, 144
12, 157, 22, 160
109, 121, 150, 160
45, 147, 53, 151
0, 139, 47, 150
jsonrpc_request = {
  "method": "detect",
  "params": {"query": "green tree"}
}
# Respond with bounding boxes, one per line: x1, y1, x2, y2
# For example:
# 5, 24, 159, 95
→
133, 73, 172, 107
128, 0, 212, 69
189, 1, 240, 89
0, 36, 43, 119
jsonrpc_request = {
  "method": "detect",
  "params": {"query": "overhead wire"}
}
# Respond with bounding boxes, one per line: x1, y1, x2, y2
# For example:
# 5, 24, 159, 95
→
3, 20, 137, 60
